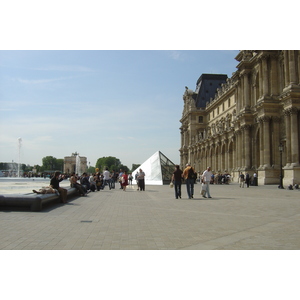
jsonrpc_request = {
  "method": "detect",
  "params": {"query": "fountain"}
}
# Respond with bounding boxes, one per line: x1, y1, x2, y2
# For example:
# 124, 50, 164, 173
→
17, 137, 22, 177
73, 152, 81, 175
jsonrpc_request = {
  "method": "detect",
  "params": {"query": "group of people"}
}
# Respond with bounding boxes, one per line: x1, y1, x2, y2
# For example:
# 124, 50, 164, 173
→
210, 172, 231, 185
171, 164, 260, 199
45, 168, 146, 204
38, 166, 260, 204
69, 169, 136, 194
239, 172, 257, 188
171, 164, 213, 199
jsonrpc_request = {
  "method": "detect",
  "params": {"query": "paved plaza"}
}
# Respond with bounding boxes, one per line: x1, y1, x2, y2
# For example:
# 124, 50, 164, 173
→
1, 181, 300, 250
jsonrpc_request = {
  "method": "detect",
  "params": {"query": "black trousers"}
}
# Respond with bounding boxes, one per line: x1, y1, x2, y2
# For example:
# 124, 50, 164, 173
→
138, 179, 145, 191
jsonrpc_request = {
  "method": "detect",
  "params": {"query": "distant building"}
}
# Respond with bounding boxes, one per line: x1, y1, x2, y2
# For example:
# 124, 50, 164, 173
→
64, 152, 87, 175
180, 50, 300, 185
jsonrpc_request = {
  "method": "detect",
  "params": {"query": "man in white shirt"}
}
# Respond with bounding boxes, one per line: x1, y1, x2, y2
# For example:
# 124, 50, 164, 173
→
202, 167, 213, 198
137, 169, 146, 191
103, 168, 111, 190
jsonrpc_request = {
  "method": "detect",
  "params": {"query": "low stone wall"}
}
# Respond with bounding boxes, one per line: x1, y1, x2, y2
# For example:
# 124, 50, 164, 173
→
0, 187, 79, 212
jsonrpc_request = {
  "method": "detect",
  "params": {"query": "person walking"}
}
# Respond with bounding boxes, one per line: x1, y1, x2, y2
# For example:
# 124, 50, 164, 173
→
202, 167, 213, 198
171, 165, 183, 199
128, 173, 133, 185
239, 172, 245, 188
121, 171, 129, 191
137, 169, 146, 191
118, 169, 124, 189
253, 172, 258, 186
245, 172, 250, 188
183, 163, 196, 199
135, 172, 140, 190
50, 171, 68, 203
103, 168, 111, 190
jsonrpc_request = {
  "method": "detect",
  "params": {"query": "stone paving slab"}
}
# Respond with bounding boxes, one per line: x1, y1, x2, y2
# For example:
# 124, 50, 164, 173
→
1, 183, 300, 250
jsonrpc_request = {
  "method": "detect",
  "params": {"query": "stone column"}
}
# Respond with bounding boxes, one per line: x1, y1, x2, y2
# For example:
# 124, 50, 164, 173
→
289, 50, 297, 84
262, 55, 269, 96
290, 108, 299, 166
241, 128, 245, 168
224, 141, 228, 171
272, 116, 281, 167
298, 51, 300, 84
180, 128, 184, 148
235, 130, 241, 168
258, 119, 264, 168
235, 82, 240, 112
258, 59, 263, 98
262, 116, 271, 168
244, 125, 251, 169
284, 110, 291, 167
270, 53, 279, 96
232, 137, 236, 171
283, 50, 290, 87
243, 72, 250, 108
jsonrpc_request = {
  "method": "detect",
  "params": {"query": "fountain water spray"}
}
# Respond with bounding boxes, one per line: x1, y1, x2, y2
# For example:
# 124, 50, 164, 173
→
72, 152, 81, 175
18, 137, 22, 177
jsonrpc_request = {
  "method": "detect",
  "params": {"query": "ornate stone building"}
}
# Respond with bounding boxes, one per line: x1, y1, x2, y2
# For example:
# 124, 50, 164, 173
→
180, 50, 300, 185
64, 152, 87, 175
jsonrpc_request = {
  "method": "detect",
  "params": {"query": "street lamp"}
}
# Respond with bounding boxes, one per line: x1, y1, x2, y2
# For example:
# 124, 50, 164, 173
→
278, 143, 284, 189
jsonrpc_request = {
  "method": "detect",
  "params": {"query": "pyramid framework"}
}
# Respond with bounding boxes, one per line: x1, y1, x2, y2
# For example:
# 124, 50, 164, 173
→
132, 151, 176, 185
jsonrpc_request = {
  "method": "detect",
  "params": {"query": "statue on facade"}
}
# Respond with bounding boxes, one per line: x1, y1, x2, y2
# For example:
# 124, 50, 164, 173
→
212, 123, 216, 135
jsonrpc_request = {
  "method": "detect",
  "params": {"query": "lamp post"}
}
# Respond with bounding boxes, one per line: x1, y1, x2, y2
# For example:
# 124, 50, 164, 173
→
279, 143, 284, 189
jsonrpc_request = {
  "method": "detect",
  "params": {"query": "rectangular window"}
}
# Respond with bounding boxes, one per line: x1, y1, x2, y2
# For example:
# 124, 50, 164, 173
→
199, 116, 204, 123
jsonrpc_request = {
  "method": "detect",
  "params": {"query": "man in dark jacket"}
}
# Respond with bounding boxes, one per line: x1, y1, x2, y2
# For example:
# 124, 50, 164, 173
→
50, 171, 67, 203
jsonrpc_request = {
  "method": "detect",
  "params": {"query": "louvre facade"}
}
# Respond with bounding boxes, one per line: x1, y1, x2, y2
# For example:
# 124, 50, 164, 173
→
180, 50, 300, 185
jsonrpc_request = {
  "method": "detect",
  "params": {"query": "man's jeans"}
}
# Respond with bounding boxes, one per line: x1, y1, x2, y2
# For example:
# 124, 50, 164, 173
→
174, 180, 182, 199
185, 179, 194, 199
204, 181, 211, 197
103, 179, 111, 189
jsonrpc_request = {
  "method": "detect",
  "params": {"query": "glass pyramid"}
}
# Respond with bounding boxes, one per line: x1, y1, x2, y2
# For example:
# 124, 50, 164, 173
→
132, 151, 176, 185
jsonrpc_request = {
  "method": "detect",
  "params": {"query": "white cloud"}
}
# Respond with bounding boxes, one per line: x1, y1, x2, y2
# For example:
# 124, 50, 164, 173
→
15, 76, 77, 85
33, 65, 95, 72
168, 50, 187, 61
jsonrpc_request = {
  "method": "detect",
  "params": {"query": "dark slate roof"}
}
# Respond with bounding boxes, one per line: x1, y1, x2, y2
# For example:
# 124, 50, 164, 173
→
194, 74, 228, 108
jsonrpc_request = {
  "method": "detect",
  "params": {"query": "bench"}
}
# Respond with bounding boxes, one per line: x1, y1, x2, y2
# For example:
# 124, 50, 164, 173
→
0, 187, 79, 212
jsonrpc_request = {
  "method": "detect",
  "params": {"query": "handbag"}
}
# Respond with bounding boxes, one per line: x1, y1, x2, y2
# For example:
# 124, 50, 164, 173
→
169, 182, 174, 188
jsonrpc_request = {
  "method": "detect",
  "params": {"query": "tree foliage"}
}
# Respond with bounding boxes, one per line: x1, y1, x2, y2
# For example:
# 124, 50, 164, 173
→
41, 156, 63, 171
87, 166, 96, 174
95, 156, 129, 172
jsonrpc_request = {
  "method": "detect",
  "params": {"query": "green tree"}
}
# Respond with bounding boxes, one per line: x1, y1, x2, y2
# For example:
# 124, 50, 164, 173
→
96, 156, 121, 171
131, 164, 140, 172
87, 166, 96, 174
22, 164, 32, 173
56, 159, 64, 172
42, 156, 59, 171
33, 165, 42, 174
119, 164, 129, 173
95, 156, 130, 173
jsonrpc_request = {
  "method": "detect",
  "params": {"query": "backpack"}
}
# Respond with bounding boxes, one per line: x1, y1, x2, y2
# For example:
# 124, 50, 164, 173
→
188, 167, 196, 180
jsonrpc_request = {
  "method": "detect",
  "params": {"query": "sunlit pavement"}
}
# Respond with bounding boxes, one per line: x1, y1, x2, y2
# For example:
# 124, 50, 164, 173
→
1, 182, 300, 250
